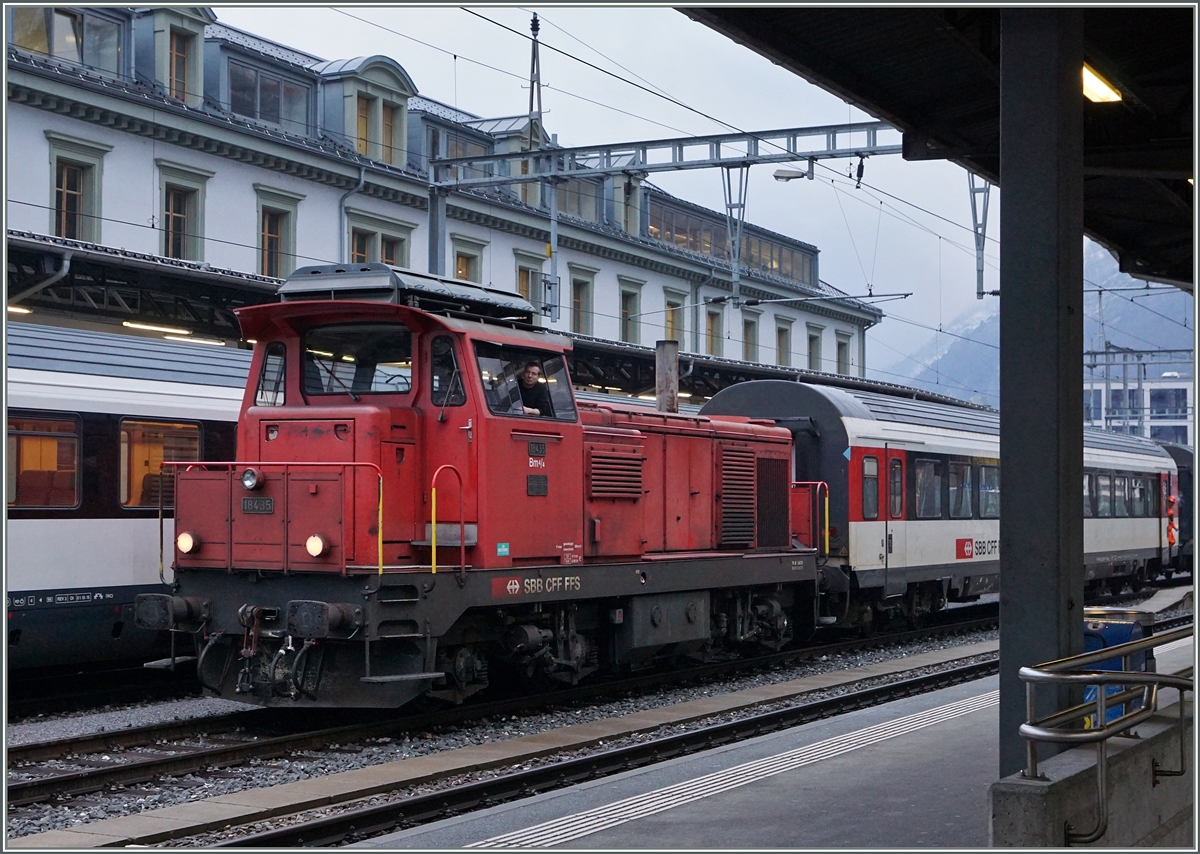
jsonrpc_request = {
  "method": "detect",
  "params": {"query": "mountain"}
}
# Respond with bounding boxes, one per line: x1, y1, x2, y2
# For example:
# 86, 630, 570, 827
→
871, 240, 1194, 409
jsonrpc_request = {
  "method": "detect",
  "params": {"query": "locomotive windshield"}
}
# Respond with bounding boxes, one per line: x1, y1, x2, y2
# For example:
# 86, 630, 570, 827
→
302, 324, 412, 397
474, 341, 577, 421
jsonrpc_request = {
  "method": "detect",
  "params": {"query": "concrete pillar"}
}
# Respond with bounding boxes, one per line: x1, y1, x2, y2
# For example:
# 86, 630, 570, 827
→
997, 9, 1086, 777
656, 339, 680, 413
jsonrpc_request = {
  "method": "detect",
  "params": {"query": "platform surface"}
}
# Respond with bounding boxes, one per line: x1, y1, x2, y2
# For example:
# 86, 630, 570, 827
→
359, 631, 1192, 850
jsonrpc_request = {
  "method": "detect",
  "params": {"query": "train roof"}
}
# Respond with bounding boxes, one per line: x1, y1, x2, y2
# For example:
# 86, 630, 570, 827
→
6, 322, 253, 388
701, 379, 1173, 459
278, 264, 536, 322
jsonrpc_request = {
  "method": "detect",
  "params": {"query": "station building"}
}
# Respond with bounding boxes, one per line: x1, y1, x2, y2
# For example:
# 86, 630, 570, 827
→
6, 6, 882, 393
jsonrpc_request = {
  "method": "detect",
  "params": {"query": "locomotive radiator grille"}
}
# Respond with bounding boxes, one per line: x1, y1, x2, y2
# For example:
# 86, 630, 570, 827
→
587, 449, 644, 499
719, 448, 756, 546
756, 457, 790, 548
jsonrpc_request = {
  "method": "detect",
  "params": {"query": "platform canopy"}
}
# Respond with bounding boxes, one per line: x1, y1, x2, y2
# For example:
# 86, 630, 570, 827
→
683, 7, 1194, 291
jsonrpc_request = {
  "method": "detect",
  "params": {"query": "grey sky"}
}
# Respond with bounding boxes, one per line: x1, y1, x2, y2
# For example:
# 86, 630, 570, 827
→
218, 5, 1002, 381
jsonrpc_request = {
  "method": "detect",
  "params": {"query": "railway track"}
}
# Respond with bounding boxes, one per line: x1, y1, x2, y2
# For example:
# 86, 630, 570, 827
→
11, 606, 1190, 820
217, 660, 1002, 847
7, 610, 998, 807
6, 663, 200, 720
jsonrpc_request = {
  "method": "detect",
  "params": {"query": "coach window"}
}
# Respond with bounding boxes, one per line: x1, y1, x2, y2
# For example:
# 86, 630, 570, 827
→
1113, 476, 1129, 517
255, 342, 286, 406
948, 462, 972, 519
119, 420, 201, 508
914, 459, 942, 519
1130, 477, 1147, 517
979, 465, 1000, 519
303, 324, 412, 396
889, 459, 903, 518
1083, 474, 1094, 518
475, 342, 577, 421
1096, 474, 1112, 517
7, 415, 78, 508
430, 336, 466, 407
1148, 477, 1160, 517
862, 456, 879, 519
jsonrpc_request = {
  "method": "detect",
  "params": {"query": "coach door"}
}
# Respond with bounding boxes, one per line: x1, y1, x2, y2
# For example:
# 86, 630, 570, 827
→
883, 447, 907, 597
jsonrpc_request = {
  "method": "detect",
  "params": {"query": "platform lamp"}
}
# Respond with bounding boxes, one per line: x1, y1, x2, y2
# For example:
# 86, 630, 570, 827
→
773, 159, 816, 183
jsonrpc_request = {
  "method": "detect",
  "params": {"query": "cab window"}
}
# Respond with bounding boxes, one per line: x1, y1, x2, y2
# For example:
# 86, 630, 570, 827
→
302, 324, 412, 396
255, 342, 286, 406
475, 341, 577, 421
430, 336, 466, 407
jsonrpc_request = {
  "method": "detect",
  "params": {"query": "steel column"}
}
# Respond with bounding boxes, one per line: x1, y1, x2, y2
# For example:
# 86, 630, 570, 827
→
427, 188, 447, 277
997, 8, 1085, 777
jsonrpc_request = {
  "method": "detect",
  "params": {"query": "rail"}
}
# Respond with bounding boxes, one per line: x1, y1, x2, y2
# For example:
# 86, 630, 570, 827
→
159, 461, 384, 576
1018, 624, 1194, 844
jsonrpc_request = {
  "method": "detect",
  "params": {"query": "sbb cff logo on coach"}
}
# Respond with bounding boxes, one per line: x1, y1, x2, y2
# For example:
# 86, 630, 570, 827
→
956, 538, 999, 559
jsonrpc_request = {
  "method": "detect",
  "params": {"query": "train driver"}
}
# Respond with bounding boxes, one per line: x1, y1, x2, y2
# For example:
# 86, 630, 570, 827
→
518, 361, 554, 417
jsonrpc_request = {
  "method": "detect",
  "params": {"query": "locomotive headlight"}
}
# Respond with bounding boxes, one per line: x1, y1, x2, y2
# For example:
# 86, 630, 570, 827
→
305, 535, 328, 557
177, 532, 200, 554
240, 467, 263, 490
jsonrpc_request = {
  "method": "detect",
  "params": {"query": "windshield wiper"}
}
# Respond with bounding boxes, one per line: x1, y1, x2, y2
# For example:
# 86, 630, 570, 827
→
317, 359, 360, 402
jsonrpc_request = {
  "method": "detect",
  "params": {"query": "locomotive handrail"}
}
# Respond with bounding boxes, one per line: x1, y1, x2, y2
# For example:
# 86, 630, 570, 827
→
161, 461, 385, 576
1017, 624, 1194, 843
791, 481, 829, 555
429, 464, 467, 585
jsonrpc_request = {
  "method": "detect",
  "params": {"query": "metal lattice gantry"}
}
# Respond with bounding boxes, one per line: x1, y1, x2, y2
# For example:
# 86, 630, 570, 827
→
425, 120, 902, 298
429, 120, 901, 189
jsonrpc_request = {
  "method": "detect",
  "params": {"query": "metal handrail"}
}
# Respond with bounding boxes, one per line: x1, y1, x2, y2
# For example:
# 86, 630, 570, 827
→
1018, 624, 1193, 844
791, 481, 829, 554
429, 464, 467, 586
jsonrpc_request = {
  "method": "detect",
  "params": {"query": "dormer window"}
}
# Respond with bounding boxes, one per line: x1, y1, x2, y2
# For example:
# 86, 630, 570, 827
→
169, 30, 190, 100
229, 61, 309, 134
9, 7, 123, 75
354, 95, 403, 164
314, 56, 416, 166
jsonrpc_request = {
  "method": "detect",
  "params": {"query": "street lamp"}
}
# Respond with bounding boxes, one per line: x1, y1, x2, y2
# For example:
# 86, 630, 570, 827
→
773, 160, 815, 182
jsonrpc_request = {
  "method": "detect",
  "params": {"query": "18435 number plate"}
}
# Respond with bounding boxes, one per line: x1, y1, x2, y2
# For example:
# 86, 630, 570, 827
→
242, 497, 274, 514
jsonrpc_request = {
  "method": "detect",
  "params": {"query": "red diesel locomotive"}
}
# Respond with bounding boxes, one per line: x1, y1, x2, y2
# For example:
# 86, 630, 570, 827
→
136, 265, 819, 708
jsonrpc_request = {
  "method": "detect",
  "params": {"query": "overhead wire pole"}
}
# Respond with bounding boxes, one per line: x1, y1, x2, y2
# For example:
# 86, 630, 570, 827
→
968, 172, 993, 299
722, 165, 749, 311
525, 13, 562, 323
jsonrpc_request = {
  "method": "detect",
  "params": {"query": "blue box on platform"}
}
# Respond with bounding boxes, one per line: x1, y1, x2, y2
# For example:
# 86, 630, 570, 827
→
1082, 607, 1155, 728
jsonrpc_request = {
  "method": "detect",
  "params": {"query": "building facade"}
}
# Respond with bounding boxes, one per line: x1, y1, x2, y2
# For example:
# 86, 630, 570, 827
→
1084, 373, 1194, 447
6, 6, 882, 385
